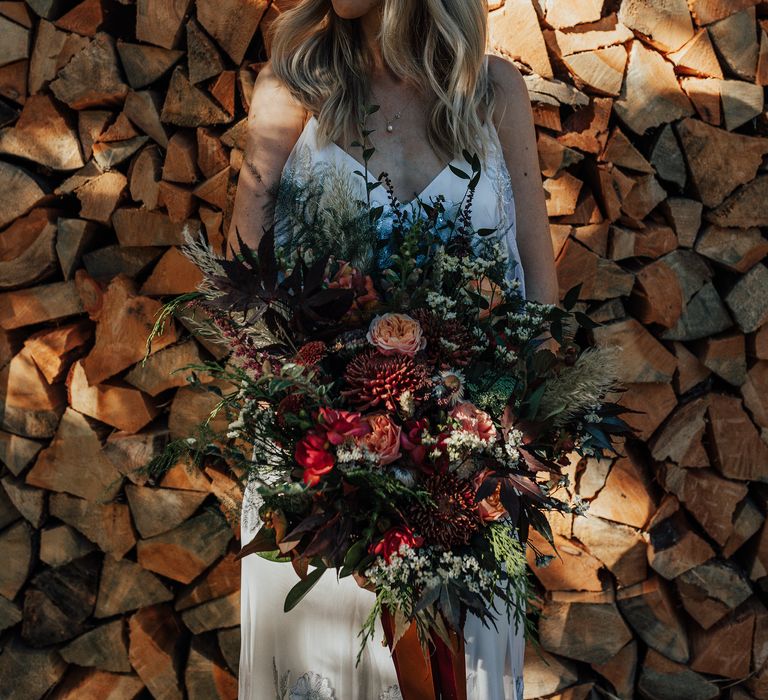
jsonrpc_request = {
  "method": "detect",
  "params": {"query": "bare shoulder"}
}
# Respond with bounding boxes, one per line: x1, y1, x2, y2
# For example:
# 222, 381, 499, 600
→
238, 60, 310, 199
247, 61, 308, 135
485, 54, 530, 130
228, 62, 309, 252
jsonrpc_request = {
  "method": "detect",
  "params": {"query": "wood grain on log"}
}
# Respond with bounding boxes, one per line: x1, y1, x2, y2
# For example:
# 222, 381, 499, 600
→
49, 32, 128, 109
196, 0, 268, 65
614, 40, 694, 135
50, 492, 136, 557
60, 619, 132, 673
0, 94, 83, 169
136, 510, 232, 583
27, 407, 123, 501
40, 523, 95, 568
616, 576, 690, 663
539, 593, 633, 664
677, 117, 768, 208
638, 648, 718, 700
185, 637, 238, 700
79, 274, 179, 383
95, 556, 173, 618
116, 39, 183, 89
161, 66, 232, 127
128, 603, 184, 700
668, 29, 724, 78
21, 552, 99, 646
490, 0, 553, 78
0, 345, 66, 438
135, 0, 190, 50
0, 519, 33, 599
618, 0, 695, 52
126, 484, 208, 538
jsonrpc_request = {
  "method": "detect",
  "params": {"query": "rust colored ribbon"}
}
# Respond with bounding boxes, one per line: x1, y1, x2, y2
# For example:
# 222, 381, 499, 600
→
380, 609, 467, 700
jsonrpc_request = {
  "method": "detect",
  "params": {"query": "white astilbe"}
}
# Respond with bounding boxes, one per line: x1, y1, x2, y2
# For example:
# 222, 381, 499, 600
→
538, 344, 623, 427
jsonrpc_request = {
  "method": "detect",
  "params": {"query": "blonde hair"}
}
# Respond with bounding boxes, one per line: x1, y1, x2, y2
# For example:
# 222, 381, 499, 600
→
268, 0, 494, 161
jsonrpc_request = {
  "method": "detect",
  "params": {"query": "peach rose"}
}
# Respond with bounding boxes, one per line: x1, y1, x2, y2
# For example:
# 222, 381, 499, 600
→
472, 470, 507, 522
466, 277, 504, 320
366, 313, 426, 357
360, 414, 402, 466
449, 401, 497, 442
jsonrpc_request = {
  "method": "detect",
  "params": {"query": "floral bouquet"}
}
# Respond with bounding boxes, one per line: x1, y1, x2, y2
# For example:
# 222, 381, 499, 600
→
144, 128, 636, 698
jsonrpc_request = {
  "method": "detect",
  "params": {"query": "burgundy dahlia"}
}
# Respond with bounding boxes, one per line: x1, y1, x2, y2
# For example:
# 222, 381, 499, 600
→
410, 472, 481, 548
342, 350, 430, 412
411, 309, 475, 369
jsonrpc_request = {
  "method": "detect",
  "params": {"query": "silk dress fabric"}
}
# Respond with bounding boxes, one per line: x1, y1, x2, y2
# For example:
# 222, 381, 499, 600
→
239, 111, 527, 700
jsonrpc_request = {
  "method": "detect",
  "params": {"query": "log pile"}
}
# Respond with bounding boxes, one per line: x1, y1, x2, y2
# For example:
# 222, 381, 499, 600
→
0, 0, 766, 697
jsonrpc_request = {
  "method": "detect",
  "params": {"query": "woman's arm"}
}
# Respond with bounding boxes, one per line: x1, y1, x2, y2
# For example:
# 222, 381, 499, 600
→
226, 62, 308, 258
488, 55, 560, 307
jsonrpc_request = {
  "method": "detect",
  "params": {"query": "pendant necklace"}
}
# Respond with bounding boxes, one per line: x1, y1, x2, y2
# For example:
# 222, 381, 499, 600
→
373, 92, 408, 133
383, 108, 402, 133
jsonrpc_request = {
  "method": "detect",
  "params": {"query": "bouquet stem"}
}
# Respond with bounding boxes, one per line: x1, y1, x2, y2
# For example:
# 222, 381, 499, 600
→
381, 609, 467, 700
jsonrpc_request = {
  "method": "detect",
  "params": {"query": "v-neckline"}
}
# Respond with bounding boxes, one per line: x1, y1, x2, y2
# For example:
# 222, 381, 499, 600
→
308, 115, 457, 207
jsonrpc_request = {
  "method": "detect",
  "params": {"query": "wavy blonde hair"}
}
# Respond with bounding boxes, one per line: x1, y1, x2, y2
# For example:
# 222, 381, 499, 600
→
268, 0, 494, 161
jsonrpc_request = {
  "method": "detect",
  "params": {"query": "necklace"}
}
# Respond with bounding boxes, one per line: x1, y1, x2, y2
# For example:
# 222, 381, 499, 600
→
372, 92, 408, 133
382, 107, 402, 133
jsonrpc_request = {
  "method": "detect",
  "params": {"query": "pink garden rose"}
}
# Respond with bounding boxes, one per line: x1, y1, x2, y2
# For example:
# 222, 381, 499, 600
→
366, 313, 426, 357
360, 414, 402, 466
449, 401, 497, 442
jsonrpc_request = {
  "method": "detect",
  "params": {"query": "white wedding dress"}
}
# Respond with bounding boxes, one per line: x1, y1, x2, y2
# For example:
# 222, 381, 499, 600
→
239, 109, 527, 700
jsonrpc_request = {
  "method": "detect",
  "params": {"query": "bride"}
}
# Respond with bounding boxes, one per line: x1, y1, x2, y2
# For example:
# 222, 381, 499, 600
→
228, 0, 559, 698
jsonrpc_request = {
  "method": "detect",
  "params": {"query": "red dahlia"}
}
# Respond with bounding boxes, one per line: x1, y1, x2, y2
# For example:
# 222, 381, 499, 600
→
342, 350, 430, 412
410, 472, 481, 547
411, 309, 475, 369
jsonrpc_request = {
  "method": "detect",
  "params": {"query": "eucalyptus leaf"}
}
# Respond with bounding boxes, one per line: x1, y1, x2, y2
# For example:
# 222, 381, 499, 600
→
284, 565, 327, 612
449, 165, 470, 180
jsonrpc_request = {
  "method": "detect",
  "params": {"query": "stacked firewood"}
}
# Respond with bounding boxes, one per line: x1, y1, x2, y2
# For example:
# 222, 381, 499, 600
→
0, 0, 766, 697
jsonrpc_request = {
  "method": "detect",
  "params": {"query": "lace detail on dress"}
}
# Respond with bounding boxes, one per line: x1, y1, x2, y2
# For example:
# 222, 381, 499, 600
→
289, 672, 335, 700
485, 123, 515, 234
272, 658, 400, 700
483, 120, 524, 294
379, 685, 403, 700
514, 674, 524, 700
241, 475, 264, 540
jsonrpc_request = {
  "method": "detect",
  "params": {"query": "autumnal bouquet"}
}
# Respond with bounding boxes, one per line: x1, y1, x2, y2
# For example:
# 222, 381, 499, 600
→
144, 137, 635, 698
